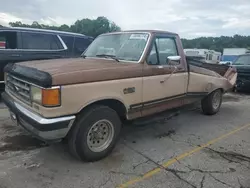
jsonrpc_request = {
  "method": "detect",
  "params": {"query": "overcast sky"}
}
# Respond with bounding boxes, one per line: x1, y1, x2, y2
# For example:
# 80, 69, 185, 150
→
0, 0, 250, 38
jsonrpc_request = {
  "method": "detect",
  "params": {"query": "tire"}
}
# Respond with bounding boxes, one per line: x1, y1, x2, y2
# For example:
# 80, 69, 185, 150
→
68, 105, 121, 162
201, 89, 222, 115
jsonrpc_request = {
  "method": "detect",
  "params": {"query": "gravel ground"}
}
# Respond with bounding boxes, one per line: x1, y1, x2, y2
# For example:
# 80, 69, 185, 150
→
0, 92, 250, 188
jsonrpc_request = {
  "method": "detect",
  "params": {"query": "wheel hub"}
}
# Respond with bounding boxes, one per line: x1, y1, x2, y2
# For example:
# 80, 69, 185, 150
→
212, 92, 221, 109
87, 119, 114, 152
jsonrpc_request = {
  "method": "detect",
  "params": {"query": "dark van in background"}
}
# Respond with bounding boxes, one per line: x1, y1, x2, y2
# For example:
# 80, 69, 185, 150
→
0, 27, 94, 90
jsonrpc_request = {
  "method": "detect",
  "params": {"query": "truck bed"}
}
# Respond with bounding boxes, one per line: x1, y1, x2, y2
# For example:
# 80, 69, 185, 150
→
186, 56, 230, 76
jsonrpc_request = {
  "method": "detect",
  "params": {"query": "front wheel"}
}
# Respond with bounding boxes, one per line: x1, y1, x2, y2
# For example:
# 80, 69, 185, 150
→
201, 89, 222, 115
68, 105, 122, 162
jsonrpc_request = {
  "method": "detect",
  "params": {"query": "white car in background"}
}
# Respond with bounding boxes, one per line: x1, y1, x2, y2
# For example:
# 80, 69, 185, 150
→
219, 61, 232, 65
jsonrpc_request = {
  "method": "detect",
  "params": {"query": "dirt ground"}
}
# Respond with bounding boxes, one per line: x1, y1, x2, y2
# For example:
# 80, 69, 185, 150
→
0, 92, 250, 188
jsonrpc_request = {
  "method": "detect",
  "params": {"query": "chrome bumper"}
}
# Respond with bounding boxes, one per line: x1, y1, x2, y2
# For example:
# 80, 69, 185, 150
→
2, 92, 75, 142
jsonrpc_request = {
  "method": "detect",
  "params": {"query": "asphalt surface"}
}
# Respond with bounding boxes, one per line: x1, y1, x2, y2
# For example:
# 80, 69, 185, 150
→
0, 93, 250, 188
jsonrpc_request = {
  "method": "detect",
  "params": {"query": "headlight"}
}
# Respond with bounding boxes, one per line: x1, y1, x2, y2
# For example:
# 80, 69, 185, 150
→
31, 86, 61, 107
31, 86, 42, 104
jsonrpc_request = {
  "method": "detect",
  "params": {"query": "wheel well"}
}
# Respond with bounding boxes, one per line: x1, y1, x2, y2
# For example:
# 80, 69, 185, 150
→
79, 99, 127, 120
210, 88, 224, 94
217, 88, 224, 93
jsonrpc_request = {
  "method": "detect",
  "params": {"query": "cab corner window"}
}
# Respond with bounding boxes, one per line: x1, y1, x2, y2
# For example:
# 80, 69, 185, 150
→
147, 37, 178, 65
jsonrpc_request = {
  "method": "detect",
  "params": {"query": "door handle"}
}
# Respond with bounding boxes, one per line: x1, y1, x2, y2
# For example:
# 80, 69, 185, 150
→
11, 54, 21, 57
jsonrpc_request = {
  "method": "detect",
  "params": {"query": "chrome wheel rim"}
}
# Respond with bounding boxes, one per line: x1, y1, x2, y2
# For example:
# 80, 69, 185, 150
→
212, 91, 221, 109
87, 119, 114, 152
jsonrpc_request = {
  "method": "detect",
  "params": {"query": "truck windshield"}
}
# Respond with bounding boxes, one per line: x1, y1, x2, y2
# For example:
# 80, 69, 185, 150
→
83, 33, 149, 62
232, 55, 250, 65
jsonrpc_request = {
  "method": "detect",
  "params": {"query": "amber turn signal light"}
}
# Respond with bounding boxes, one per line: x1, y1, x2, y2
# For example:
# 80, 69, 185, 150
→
42, 88, 60, 107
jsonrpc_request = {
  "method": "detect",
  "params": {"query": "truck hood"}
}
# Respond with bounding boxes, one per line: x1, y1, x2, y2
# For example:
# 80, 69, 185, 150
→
5, 58, 143, 87
232, 65, 250, 75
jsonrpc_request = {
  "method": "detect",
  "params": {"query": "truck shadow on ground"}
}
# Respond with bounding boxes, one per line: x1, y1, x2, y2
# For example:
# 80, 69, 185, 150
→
120, 104, 242, 143
0, 134, 48, 153
0, 119, 48, 153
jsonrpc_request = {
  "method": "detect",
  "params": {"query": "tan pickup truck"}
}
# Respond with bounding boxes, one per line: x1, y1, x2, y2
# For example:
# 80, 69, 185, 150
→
1, 30, 237, 162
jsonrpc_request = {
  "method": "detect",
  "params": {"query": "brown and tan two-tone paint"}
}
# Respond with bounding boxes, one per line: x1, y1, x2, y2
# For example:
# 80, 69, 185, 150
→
10, 30, 236, 120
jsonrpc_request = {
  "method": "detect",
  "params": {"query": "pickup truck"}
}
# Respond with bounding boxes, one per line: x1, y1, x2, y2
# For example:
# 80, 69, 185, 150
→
1, 30, 237, 162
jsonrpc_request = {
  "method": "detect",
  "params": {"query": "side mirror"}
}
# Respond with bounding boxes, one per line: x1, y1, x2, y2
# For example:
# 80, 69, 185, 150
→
167, 55, 181, 65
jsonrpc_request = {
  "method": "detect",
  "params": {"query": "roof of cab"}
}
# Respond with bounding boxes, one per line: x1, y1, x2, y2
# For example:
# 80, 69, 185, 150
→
0, 26, 94, 39
101, 29, 178, 36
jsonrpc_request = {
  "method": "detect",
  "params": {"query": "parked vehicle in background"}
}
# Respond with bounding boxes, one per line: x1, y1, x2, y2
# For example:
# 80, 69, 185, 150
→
219, 61, 232, 65
221, 48, 249, 62
1, 30, 237, 162
184, 48, 221, 64
0, 27, 94, 91
232, 53, 250, 92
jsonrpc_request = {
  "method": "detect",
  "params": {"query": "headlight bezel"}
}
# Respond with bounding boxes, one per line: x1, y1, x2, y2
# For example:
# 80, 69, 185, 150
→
31, 85, 61, 107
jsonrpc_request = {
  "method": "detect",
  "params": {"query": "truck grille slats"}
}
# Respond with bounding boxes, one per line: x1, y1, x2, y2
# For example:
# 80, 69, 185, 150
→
5, 74, 32, 105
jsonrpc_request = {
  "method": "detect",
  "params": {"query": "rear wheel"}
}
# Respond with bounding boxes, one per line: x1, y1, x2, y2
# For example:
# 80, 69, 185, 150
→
201, 89, 222, 115
68, 105, 121, 162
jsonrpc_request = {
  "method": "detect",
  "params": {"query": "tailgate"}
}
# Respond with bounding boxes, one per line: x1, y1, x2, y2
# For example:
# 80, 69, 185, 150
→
223, 66, 238, 86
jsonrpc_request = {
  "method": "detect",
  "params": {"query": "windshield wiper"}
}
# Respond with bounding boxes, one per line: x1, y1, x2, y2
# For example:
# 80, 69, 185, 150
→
96, 54, 120, 62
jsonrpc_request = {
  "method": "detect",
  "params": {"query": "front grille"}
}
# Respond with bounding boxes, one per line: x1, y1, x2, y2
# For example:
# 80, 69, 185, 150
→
5, 74, 31, 105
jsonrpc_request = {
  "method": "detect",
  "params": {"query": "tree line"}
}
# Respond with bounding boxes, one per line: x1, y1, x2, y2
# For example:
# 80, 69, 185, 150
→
8, 16, 121, 38
182, 35, 250, 53
3, 16, 250, 52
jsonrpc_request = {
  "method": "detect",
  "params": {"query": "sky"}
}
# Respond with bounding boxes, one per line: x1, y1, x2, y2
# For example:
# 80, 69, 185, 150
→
0, 0, 250, 39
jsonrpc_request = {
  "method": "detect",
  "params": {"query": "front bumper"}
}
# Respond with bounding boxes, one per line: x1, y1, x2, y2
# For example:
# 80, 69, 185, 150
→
235, 77, 250, 92
1, 92, 75, 142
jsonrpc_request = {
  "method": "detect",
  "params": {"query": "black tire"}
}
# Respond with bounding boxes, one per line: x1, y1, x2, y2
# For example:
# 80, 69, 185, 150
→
68, 105, 121, 162
201, 89, 222, 115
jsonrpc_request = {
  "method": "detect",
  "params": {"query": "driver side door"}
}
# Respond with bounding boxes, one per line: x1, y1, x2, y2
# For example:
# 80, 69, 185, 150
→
141, 34, 188, 117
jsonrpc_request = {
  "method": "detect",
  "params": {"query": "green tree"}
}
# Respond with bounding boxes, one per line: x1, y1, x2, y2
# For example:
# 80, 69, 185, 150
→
8, 18, 250, 50
181, 35, 250, 53
9, 16, 121, 37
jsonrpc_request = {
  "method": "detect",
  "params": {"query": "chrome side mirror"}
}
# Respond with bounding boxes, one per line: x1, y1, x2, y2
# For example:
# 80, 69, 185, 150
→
167, 55, 181, 65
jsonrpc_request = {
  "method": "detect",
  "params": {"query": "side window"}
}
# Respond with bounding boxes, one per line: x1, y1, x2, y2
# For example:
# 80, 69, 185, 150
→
73, 37, 90, 56
21, 32, 59, 50
0, 31, 17, 49
147, 37, 178, 65
208, 54, 212, 60
0, 35, 6, 49
60, 35, 74, 53
206, 54, 209, 60
52, 35, 63, 50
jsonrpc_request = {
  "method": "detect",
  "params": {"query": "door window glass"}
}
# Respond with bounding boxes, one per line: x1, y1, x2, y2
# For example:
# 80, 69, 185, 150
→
147, 37, 178, 65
